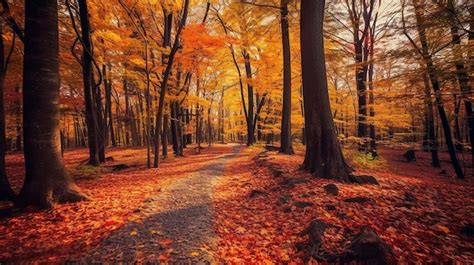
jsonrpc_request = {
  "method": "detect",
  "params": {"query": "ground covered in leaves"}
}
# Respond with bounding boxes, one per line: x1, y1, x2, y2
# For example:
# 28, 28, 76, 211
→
0, 145, 237, 263
213, 146, 474, 263
1, 144, 473, 263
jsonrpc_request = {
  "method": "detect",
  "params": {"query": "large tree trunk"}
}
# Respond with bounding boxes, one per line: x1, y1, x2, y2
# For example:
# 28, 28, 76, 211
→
16, 0, 87, 208
413, 0, 464, 178
279, 0, 294, 155
301, 0, 351, 181
0, 22, 15, 201
77, 0, 100, 166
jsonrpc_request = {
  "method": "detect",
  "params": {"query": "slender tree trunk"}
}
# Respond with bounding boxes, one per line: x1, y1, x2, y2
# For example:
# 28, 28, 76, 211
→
177, 107, 184, 156
15, 85, 22, 151
171, 101, 179, 154
105, 64, 116, 147
77, 0, 99, 166
154, 0, 189, 167
368, 30, 376, 154
423, 73, 440, 167
0, 22, 14, 200
243, 51, 255, 145
301, 0, 351, 181
279, 0, 294, 154
446, 0, 474, 172
16, 0, 87, 208
162, 114, 169, 158
92, 72, 105, 163
124, 77, 131, 146
207, 106, 212, 146
413, 0, 464, 178
453, 94, 463, 151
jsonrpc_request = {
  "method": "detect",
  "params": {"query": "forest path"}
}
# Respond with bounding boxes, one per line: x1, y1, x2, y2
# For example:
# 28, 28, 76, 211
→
71, 144, 242, 264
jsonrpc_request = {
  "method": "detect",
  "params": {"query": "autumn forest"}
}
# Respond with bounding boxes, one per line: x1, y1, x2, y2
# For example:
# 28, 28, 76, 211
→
0, 0, 473, 263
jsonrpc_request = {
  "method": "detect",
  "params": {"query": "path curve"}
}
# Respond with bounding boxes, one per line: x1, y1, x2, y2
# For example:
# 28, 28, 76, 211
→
69, 145, 242, 264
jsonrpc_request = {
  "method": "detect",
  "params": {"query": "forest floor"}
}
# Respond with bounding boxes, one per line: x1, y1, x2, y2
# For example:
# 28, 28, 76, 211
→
0, 144, 473, 263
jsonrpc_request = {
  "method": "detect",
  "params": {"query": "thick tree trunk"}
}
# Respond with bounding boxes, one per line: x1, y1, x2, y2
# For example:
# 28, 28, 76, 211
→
0, 22, 15, 201
279, 0, 294, 155
16, 0, 87, 208
414, 0, 464, 178
300, 0, 351, 181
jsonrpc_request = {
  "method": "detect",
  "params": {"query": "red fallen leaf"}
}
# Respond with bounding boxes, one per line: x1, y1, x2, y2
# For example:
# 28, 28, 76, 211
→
102, 219, 121, 227
157, 239, 173, 245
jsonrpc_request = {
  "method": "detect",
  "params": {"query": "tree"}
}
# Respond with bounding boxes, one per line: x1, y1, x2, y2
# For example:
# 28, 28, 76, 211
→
279, 0, 294, 154
0, 21, 14, 201
402, 0, 464, 179
300, 0, 351, 181
67, 0, 102, 166
16, 0, 87, 208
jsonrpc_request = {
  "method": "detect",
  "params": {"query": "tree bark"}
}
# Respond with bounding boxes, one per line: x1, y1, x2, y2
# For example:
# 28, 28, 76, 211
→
422, 73, 440, 167
153, 0, 189, 167
243, 51, 255, 145
76, 0, 100, 166
446, 0, 474, 172
413, 0, 464, 178
300, 0, 351, 181
0, 22, 14, 201
162, 114, 169, 158
279, 0, 294, 155
16, 0, 87, 208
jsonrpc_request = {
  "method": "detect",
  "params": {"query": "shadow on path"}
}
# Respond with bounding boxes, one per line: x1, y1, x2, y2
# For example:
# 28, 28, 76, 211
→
67, 145, 242, 264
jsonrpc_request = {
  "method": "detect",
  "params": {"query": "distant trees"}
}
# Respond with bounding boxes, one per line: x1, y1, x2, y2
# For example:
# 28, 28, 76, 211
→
402, 0, 465, 179
16, 0, 87, 208
300, 0, 351, 181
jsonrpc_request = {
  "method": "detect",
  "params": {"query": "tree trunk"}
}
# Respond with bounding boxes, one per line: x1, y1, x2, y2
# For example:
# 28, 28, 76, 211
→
243, 51, 255, 145
124, 77, 131, 146
207, 106, 212, 146
77, 0, 100, 166
300, 0, 351, 181
92, 71, 105, 163
16, 0, 87, 208
279, 0, 294, 155
368, 27, 376, 154
413, 0, 464, 178
0, 22, 14, 201
162, 114, 169, 158
171, 101, 180, 154
423, 73, 440, 167
446, 0, 474, 172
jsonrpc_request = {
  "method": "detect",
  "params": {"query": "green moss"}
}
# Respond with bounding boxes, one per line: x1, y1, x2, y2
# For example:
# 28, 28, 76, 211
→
347, 151, 388, 170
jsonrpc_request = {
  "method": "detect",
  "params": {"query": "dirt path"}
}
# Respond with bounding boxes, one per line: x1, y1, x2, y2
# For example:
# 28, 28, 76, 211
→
69, 145, 242, 263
